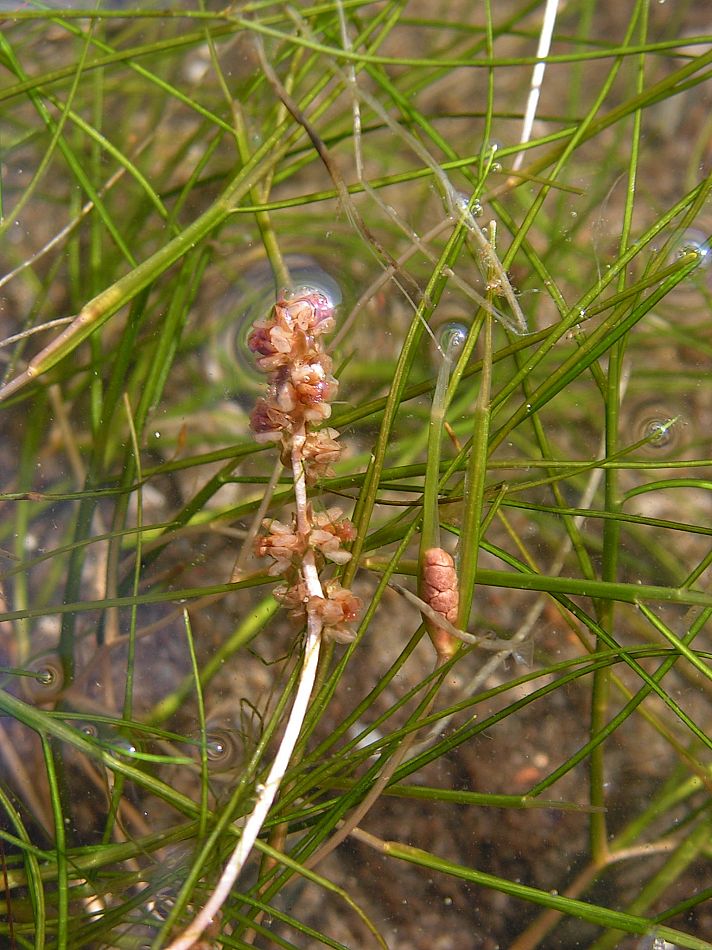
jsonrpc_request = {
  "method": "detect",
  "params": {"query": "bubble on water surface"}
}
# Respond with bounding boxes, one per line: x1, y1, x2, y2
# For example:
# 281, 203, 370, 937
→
205, 258, 342, 399
675, 228, 711, 269
663, 224, 712, 308
188, 722, 243, 772
21, 653, 64, 703
628, 401, 686, 456
438, 322, 468, 359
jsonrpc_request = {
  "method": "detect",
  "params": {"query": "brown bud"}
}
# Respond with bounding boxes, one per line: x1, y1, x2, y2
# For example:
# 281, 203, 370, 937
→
420, 548, 459, 661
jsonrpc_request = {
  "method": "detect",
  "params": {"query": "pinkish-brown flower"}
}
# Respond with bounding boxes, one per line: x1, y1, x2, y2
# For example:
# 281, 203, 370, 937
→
247, 319, 295, 373
249, 397, 293, 441
275, 378, 334, 425
308, 578, 362, 642
273, 577, 361, 643
314, 508, 356, 541
290, 358, 338, 409
301, 428, 342, 484
278, 289, 336, 337
248, 289, 342, 444
249, 288, 361, 646
273, 580, 309, 620
309, 508, 355, 565
302, 399, 333, 425
255, 518, 306, 575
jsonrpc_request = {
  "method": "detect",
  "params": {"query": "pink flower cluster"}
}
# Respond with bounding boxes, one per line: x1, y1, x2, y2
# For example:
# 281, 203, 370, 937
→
248, 288, 361, 642
256, 508, 357, 576
273, 577, 362, 644
248, 289, 342, 484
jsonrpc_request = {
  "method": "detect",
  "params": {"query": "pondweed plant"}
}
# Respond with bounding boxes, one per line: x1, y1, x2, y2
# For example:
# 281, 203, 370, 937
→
0, 1, 711, 948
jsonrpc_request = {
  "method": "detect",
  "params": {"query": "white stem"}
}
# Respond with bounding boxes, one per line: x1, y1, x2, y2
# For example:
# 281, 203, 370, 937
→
165, 623, 322, 950
167, 425, 325, 949
511, 0, 559, 172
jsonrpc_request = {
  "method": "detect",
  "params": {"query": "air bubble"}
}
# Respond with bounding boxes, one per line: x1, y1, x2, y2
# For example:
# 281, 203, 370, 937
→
666, 225, 712, 305
450, 191, 483, 221
645, 419, 674, 447
111, 737, 138, 758
677, 230, 711, 269
21, 654, 64, 704
203, 257, 342, 398
205, 726, 241, 771
450, 191, 475, 219
189, 722, 243, 772
207, 737, 226, 759
281, 278, 341, 307
438, 322, 468, 359
628, 401, 686, 456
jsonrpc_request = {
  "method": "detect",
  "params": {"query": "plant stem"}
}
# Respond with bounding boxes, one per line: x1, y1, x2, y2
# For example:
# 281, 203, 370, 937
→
165, 621, 322, 950
168, 421, 328, 948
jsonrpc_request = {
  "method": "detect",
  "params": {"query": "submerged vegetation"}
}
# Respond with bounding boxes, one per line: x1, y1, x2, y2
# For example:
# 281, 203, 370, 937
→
0, 1, 711, 947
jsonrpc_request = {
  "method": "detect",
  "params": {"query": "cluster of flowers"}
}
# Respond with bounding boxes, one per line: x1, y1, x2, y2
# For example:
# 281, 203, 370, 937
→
247, 289, 361, 642
256, 508, 356, 576
248, 288, 343, 485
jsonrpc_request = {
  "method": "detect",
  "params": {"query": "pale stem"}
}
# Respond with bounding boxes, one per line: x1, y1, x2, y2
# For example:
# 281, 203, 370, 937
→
336, 0, 363, 182
167, 424, 324, 949
511, 0, 560, 172
165, 622, 322, 950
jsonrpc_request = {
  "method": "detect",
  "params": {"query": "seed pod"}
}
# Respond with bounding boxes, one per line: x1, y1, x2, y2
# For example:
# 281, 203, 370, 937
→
420, 548, 459, 661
